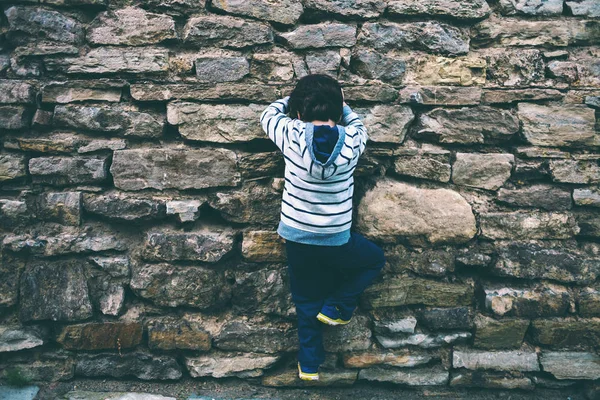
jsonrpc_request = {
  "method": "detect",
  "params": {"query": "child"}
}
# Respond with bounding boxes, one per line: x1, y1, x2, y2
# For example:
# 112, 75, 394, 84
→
259, 74, 386, 381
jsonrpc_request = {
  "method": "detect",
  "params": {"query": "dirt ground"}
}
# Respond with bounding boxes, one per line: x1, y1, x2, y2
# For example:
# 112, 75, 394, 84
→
33, 377, 589, 400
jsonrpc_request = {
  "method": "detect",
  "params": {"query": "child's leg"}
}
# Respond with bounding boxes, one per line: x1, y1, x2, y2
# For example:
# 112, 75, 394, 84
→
285, 240, 336, 368
323, 232, 386, 318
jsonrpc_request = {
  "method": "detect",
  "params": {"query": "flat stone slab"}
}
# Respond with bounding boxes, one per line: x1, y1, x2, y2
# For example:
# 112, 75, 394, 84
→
64, 392, 175, 399
0, 386, 39, 400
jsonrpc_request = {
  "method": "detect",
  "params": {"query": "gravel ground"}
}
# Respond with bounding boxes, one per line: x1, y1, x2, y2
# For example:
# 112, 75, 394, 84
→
32, 377, 588, 400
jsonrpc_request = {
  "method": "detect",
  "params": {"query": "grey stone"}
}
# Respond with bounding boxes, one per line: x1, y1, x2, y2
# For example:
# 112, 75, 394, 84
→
499, 0, 563, 15
473, 314, 529, 349
211, 0, 303, 25
482, 89, 563, 104
357, 178, 476, 246
130, 262, 230, 310
304, 0, 386, 18
531, 317, 600, 350
452, 153, 514, 190
354, 105, 414, 144
0, 153, 27, 181
565, 0, 600, 17
0, 386, 39, 400
278, 23, 357, 49
142, 229, 235, 262
207, 181, 281, 225
137, 0, 204, 17
130, 82, 280, 102
453, 348, 539, 371
0, 105, 32, 129
4, 6, 84, 44
75, 352, 182, 380
382, 243, 455, 276
400, 86, 482, 105
111, 148, 240, 191
480, 211, 579, 240
166, 200, 203, 222
63, 392, 175, 400
19, 260, 93, 322
214, 320, 297, 354
83, 194, 166, 222
541, 351, 600, 380
87, 7, 176, 46
182, 16, 272, 48
479, 48, 545, 87
89, 256, 130, 279
147, 317, 211, 351
418, 307, 473, 330
185, 352, 279, 378
38, 191, 82, 225
305, 49, 341, 76
343, 349, 433, 368
240, 231, 285, 262
167, 102, 263, 143
323, 316, 372, 352
419, 106, 519, 144
350, 48, 406, 84
0, 326, 45, 352
497, 185, 572, 211
42, 80, 124, 103
549, 160, 600, 184
0, 80, 36, 104
45, 47, 169, 75
484, 283, 572, 318
574, 187, 600, 208
450, 371, 534, 390
194, 57, 249, 82
0, 199, 30, 228
29, 156, 108, 186
359, 21, 469, 55
358, 365, 449, 386
387, 0, 491, 19
376, 331, 471, 349
392, 145, 451, 183
232, 269, 293, 317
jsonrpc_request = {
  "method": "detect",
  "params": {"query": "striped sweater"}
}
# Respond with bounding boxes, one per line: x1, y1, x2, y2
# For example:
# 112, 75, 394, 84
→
260, 96, 368, 246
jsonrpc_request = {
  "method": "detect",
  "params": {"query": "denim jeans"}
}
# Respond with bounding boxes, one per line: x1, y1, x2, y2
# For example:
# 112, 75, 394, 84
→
285, 231, 386, 368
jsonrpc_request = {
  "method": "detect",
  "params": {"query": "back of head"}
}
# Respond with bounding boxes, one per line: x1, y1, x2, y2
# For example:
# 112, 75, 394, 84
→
288, 74, 343, 123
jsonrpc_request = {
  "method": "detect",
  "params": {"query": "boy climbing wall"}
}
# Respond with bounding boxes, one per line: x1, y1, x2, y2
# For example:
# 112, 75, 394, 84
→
260, 74, 386, 381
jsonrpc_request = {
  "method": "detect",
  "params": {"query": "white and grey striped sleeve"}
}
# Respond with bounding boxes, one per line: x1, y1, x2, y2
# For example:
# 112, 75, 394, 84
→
341, 104, 368, 158
260, 96, 300, 155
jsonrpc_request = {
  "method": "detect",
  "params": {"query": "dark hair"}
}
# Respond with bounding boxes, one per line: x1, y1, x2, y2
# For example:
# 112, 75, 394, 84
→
288, 74, 343, 123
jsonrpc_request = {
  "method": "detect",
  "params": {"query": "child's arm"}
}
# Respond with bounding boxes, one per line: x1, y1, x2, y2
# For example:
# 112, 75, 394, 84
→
340, 102, 368, 158
260, 96, 301, 154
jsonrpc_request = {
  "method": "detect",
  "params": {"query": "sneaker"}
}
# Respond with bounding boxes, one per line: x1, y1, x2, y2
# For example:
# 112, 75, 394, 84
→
298, 362, 319, 381
317, 304, 351, 326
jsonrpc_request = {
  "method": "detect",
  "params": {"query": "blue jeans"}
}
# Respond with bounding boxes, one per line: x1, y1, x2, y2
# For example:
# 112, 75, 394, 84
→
285, 231, 386, 369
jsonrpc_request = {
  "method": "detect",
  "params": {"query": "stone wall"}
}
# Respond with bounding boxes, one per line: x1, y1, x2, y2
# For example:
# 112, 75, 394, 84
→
0, 0, 600, 396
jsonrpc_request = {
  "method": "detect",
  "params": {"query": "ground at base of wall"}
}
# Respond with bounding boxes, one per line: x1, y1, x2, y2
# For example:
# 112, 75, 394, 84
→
6, 378, 589, 400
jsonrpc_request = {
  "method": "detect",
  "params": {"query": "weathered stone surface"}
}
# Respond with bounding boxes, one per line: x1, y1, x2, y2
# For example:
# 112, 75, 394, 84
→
75, 352, 182, 380
45, 47, 169, 75
372, 313, 417, 334
87, 7, 176, 46
38, 192, 82, 226
186, 352, 279, 378
0, 199, 29, 228
207, 182, 281, 225
404, 54, 486, 86
130, 82, 280, 102
574, 187, 600, 208
399, 86, 482, 105
251, 48, 303, 82
357, 179, 476, 246
241, 231, 285, 262
343, 349, 433, 368
531, 318, 600, 350
499, 0, 563, 15
541, 351, 600, 380
214, 320, 297, 354
323, 316, 372, 352
147, 317, 211, 351
29, 156, 108, 186
54, 105, 163, 138
472, 17, 600, 48
418, 307, 473, 330
382, 242, 455, 276
497, 185, 572, 211
91, 283, 125, 317
19, 260, 93, 322
4, 6, 84, 44
549, 159, 600, 184
490, 241, 600, 283
63, 393, 174, 400
0, 80, 35, 104
0, 153, 27, 181
232, 268, 293, 317
130, 263, 230, 310
90, 256, 130, 279
482, 89, 563, 104
278, 23, 357, 49
143, 229, 235, 262
182, 16, 272, 48
575, 211, 600, 238
0, 105, 32, 129
194, 57, 249, 82
362, 275, 474, 309
0, 254, 26, 310
577, 287, 600, 316
212, 0, 303, 25
350, 49, 406, 84
167, 102, 263, 142
111, 148, 240, 191
419, 107, 519, 144
452, 153, 514, 190
0, 351, 75, 382
376, 331, 471, 349
42, 80, 124, 103
484, 283, 572, 318
566, 0, 600, 17
359, 21, 469, 55
0, 326, 45, 352
166, 200, 203, 223
358, 365, 450, 385
304, 49, 342, 76
304, 0, 385, 18
387, 0, 490, 19
518, 103, 599, 149
473, 314, 529, 349
480, 212, 578, 240
353, 105, 414, 144
83, 194, 165, 222
453, 348, 539, 371
262, 369, 357, 387
392, 145, 451, 183
56, 322, 142, 350
450, 370, 534, 390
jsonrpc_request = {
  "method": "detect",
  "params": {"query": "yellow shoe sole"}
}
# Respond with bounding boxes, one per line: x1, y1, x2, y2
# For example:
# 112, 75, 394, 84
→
317, 312, 351, 326
298, 363, 319, 381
